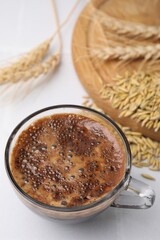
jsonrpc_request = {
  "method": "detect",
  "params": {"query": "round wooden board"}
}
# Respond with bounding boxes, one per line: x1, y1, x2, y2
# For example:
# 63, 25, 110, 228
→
72, 0, 160, 142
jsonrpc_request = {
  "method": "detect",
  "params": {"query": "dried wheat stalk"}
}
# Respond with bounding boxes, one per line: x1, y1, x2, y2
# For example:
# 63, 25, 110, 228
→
95, 10, 160, 40
100, 72, 160, 132
0, 38, 53, 84
90, 44, 160, 61
0, 0, 62, 85
0, 0, 82, 85
82, 96, 160, 171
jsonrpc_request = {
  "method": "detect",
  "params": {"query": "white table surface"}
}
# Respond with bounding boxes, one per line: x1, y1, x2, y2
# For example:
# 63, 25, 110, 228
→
0, 1, 159, 240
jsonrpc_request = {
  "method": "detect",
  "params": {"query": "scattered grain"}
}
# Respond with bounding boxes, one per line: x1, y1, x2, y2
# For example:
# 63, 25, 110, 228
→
141, 173, 155, 180
100, 72, 160, 132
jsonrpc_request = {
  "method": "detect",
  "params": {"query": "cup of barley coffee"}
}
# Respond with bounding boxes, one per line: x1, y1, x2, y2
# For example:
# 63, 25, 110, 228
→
5, 105, 155, 222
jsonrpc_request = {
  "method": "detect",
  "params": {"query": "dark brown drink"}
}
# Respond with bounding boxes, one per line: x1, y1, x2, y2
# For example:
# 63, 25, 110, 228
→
10, 113, 126, 207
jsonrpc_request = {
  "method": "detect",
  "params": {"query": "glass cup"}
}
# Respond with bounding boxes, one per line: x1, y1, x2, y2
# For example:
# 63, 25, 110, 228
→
5, 105, 155, 222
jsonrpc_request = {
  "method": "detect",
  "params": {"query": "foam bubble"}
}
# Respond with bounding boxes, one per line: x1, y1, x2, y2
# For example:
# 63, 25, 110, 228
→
70, 175, 75, 180
61, 201, 67, 206
51, 144, 57, 149
64, 166, 70, 172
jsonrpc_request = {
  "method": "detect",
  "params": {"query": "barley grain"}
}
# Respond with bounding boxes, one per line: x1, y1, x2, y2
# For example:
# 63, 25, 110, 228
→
141, 174, 155, 180
100, 72, 160, 132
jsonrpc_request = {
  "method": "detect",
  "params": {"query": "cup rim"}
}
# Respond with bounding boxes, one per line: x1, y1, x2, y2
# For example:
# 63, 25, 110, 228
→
5, 104, 131, 212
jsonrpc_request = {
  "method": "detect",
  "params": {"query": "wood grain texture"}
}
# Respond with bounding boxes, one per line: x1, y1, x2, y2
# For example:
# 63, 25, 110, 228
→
72, 0, 160, 142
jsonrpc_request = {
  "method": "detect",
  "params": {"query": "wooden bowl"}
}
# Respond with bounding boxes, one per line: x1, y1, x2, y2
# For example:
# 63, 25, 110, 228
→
72, 0, 160, 141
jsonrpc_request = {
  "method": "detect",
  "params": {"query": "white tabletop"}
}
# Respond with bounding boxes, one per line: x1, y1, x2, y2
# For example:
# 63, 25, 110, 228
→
0, 1, 159, 240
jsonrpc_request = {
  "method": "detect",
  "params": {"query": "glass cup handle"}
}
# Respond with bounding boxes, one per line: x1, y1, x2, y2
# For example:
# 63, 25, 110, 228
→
112, 177, 155, 209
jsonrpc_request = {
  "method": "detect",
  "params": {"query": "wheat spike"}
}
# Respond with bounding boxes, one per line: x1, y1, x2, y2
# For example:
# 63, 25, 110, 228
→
95, 10, 160, 40
0, 38, 52, 84
9, 53, 60, 83
90, 44, 160, 61
0, 0, 82, 85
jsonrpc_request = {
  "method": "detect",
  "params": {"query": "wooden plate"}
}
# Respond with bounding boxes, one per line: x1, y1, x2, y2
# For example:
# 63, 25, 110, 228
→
72, 0, 160, 142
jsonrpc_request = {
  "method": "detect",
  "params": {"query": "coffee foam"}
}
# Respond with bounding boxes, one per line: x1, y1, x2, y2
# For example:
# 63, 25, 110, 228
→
11, 113, 126, 207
